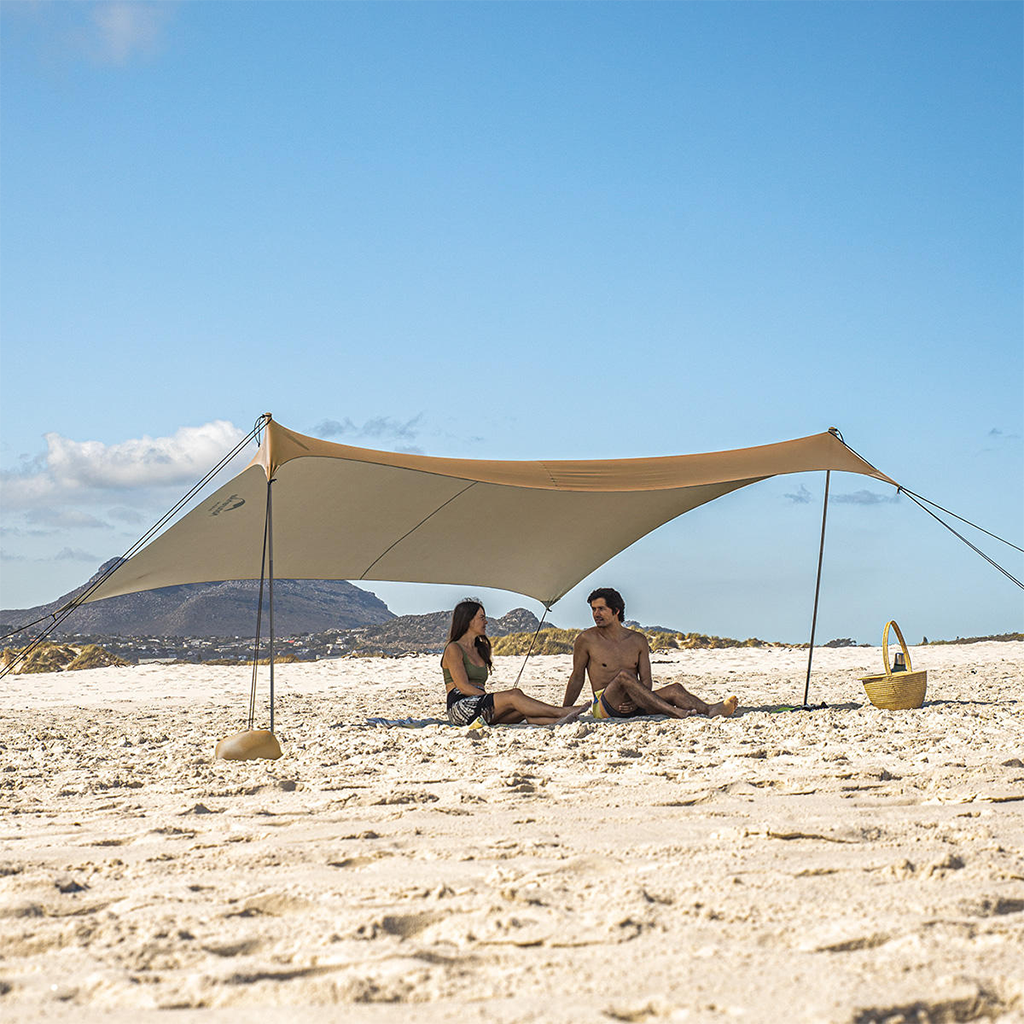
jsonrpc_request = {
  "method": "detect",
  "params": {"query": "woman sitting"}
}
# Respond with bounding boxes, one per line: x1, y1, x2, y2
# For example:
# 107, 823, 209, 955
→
442, 599, 581, 726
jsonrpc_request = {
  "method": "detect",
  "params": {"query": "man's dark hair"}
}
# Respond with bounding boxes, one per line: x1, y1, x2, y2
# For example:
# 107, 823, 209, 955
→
587, 587, 625, 622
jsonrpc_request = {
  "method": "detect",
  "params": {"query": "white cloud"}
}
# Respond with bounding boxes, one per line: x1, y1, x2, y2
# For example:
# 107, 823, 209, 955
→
313, 414, 424, 445
25, 508, 112, 529
783, 484, 813, 505
832, 489, 900, 506
89, 1, 169, 65
108, 506, 147, 524
784, 484, 899, 507
987, 427, 1021, 441
1, 420, 247, 509
54, 547, 100, 562
5, 1, 173, 69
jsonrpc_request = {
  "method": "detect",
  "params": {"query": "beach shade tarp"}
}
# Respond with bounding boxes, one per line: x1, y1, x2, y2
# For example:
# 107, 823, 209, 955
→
81, 420, 897, 609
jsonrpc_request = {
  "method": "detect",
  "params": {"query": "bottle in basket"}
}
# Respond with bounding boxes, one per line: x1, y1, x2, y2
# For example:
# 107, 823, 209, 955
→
861, 620, 926, 710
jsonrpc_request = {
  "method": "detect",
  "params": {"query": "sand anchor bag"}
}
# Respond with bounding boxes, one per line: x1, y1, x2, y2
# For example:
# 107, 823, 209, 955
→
860, 620, 927, 710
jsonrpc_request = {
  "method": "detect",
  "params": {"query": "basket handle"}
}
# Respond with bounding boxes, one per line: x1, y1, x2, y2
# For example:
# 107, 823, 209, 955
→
881, 620, 913, 677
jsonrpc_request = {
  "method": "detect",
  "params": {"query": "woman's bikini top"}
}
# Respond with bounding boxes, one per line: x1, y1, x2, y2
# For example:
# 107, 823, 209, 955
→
442, 642, 488, 693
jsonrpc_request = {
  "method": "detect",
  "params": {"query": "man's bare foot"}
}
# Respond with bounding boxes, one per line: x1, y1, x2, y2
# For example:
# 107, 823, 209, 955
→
708, 695, 739, 717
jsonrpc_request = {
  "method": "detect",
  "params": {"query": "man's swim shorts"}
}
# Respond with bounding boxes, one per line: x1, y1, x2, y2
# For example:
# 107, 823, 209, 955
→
591, 688, 648, 720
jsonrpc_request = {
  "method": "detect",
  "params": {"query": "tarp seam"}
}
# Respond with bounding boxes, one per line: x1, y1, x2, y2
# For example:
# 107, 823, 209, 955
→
358, 481, 479, 580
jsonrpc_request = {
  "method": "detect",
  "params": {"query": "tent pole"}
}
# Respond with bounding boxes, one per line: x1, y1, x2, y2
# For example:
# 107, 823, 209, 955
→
267, 477, 276, 732
802, 470, 830, 707
511, 603, 552, 690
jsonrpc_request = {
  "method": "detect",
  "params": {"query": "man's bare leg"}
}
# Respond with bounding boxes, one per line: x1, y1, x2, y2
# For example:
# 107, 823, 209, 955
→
708, 695, 739, 717
604, 673, 697, 720
655, 682, 738, 718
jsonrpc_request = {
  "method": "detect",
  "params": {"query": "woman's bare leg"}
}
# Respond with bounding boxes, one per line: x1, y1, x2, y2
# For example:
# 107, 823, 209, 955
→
490, 689, 580, 725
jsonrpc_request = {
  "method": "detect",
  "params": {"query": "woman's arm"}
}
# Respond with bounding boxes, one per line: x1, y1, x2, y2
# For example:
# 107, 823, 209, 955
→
442, 642, 486, 696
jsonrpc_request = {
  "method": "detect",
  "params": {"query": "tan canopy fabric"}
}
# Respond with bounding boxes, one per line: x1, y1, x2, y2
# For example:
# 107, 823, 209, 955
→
83, 420, 896, 608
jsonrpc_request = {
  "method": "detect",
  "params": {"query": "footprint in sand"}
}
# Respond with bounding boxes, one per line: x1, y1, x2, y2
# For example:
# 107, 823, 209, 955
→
202, 938, 265, 957
956, 896, 1024, 917
854, 990, 1013, 1024
225, 892, 313, 917
924, 852, 965, 877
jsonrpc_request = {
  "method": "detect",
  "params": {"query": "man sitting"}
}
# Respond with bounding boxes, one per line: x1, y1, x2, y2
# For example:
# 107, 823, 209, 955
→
562, 588, 738, 720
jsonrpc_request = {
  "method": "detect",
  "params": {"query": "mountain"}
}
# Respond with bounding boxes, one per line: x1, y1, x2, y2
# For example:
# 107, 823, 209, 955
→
341, 607, 558, 655
0, 560, 394, 638
623, 619, 680, 634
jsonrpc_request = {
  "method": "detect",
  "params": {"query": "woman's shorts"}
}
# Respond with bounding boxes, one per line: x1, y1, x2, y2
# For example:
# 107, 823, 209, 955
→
447, 693, 495, 726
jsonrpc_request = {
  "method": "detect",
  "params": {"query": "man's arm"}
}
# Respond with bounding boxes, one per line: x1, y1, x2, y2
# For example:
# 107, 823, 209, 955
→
562, 633, 590, 706
636, 632, 654, 689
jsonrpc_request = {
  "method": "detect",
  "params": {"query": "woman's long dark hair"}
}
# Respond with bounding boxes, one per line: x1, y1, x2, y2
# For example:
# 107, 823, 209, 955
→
447, 599, 492, 671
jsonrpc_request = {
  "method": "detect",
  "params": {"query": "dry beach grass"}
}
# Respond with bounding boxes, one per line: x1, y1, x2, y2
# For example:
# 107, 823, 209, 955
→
1, 643, 1023, 1023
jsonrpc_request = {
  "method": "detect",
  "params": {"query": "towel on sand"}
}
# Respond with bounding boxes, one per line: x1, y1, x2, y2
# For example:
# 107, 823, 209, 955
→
363, 716, 448, 728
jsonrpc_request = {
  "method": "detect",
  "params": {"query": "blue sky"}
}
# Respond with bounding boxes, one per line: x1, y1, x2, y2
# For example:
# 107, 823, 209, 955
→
1, 1, 1021, 643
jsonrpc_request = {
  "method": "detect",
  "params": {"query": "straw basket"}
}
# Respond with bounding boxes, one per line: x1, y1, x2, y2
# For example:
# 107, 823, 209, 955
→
860, 620, 927, 710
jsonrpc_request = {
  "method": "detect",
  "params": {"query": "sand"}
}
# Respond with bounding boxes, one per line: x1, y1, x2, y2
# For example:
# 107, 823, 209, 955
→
1, 642, 1023, 1023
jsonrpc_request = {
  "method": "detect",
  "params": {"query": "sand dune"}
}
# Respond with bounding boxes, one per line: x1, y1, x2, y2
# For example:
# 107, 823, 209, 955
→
1, 643, 1022, 1022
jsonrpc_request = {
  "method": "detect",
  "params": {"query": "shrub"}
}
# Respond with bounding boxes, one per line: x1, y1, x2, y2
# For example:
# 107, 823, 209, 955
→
492, 628, 578, 656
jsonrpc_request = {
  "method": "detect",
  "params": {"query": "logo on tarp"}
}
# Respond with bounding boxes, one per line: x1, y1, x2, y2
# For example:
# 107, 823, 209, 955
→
209, 495, 245, 516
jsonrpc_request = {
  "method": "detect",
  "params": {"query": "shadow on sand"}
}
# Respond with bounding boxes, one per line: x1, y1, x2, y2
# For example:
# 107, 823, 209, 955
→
738, 701, 862, 715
